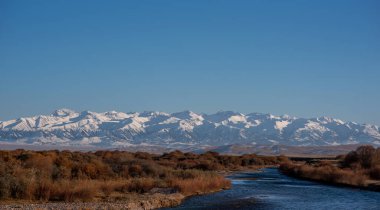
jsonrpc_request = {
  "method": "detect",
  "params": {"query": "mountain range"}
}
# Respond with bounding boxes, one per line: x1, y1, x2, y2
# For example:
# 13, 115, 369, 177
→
0, 109, 379, 150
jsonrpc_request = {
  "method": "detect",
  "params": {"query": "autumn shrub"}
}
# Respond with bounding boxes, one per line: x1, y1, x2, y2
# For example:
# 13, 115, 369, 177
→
49, 180, 97, 202
0, 149, 278, 202
369, 166, 380, 179
72, 185, 96, 201
34, 180, 52, 201
168, 172, 231, 196
194, 160, 220, 170
280, 161, 367, 186
342, 146, 380, 170
127, 178, 155, 193
0, 176, 11, 199
100, 181, 116, 196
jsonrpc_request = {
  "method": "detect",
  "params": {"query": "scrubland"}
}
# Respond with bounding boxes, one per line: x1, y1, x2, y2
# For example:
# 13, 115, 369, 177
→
280, 145, 380, 190
0, 149, 282, 205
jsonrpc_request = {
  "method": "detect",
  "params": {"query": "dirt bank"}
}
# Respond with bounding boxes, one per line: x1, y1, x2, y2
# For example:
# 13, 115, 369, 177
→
0, 193, 184, 210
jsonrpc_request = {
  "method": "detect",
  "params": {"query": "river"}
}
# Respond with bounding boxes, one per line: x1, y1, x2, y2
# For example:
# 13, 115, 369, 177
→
162, 168, 380, 210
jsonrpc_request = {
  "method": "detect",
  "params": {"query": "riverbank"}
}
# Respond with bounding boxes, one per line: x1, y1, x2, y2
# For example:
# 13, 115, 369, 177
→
162, 168, 380, 210
0, 181, 231, 210
280, 166, 380, 192
0, 150, 285, 209
0, 149, 294, 210
279, 146, 380, 192
0, 168, 263, 210
0, 193, 184, 210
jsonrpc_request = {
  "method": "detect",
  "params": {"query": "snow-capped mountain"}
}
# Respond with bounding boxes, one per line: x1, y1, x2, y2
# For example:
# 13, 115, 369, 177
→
0, 109, 379, 148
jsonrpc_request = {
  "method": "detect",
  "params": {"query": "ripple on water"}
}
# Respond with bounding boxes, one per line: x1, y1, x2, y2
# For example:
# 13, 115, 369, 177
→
279, 184, 322, 189
231, 180, 250, 185
252, 194, 293, 200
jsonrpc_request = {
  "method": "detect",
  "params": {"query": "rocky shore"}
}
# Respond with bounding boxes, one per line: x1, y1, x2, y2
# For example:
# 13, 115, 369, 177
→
0, 193, 184, 210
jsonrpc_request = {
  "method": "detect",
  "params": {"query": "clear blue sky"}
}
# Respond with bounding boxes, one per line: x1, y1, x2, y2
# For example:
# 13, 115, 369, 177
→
0, 0, 379, 125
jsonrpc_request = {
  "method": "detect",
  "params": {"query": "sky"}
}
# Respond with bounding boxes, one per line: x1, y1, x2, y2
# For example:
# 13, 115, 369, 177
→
0, 0, 379, 125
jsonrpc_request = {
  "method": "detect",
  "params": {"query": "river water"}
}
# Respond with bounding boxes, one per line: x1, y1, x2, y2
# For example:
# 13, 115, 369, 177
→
162, 168, 380, 210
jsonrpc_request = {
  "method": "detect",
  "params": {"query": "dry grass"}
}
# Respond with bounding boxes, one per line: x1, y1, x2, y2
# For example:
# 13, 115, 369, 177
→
369, 166, 380, 180
280, 145, 380, 188
0, 150, 248, 202
280, 162, 367, 186
165, 170, 231, 196
168, 174, 231, 196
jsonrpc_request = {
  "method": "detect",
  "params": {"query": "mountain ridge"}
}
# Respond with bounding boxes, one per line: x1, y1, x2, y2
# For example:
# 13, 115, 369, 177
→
0, 109, 379, 148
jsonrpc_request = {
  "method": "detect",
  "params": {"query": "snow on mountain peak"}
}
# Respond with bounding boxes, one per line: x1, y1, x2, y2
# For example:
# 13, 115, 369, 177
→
140, 111, 169, 117
1, 109, 379, 147
269, 114, 281, 120
275, 120, 290, 132
281, 114, 296, 120
103, 111, 129, 120
228, 114, 247, 124
205, 111, 240, 123
52, 108, 77, 117
172, 110, 203, 121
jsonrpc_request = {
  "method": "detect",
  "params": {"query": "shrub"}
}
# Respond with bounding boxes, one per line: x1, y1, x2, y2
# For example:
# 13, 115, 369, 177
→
280, 161, 367, 186
127, 178, 155, 193
369, 166, 380, 179
168, 172, 231, 196
0, 149, 276, 202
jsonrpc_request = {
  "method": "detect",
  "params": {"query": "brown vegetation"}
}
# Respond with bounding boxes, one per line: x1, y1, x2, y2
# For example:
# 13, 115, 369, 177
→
280, 145, 380, 189
0, 149, 281, 202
